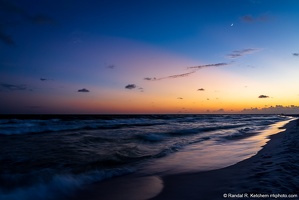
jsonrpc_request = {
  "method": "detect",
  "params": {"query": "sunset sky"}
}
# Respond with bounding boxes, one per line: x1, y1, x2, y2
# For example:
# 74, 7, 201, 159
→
1, 0, 299, 114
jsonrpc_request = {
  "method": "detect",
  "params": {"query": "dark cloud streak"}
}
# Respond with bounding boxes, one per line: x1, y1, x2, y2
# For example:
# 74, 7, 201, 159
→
144, 77, 155, 81
125, 84, 136, 89
187, 62, 229, 69
144, 62, 230, 81
241, 14, 270, 23
0, 0, 56, 46
258, 95, 269, 98
0, 0, 55, 25
227, 48, 261, 59
40, 78, 54, 81
165, 71, 196, 79
78, 88, 90, 92
144, 71, 196, 81
241, 15, 254, 22
0, 83, 27, 91
107, 65, 116, 69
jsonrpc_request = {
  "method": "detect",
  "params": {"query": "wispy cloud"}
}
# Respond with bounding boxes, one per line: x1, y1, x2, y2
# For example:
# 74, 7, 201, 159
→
241, 15, 254, 22
177, 97, 183, 100
125, 84, 137, 89
227, 48, 261, 59
78, 88, 90, 92
144, 77, 154, 81
258, 95, 269, 98
164, 71, 196, 79
0, 83, 27, 91
0, 0, 55, 25
187, 62, 230, 70
197, 88, 205, 91
144, 70, 196, 81
107, 64, 116, 69
0, 0, 56, 45
138, 87, 144, 92
144, 62, 230, 81
241, 14, 270, 23
40, 78, 53, 81
293, 53, 299, 57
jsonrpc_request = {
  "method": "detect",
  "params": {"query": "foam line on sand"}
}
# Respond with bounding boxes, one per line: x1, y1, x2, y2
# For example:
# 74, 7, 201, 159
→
151, 119, 299, 200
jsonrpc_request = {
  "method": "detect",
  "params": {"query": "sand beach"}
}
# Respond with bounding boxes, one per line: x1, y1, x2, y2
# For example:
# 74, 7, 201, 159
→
151, 119, 299, 200
69, 118, 299, 200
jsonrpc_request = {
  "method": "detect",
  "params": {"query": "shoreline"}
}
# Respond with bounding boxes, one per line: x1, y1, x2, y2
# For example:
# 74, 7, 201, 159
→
70, 118, 299, 200
151, 119, 299, 200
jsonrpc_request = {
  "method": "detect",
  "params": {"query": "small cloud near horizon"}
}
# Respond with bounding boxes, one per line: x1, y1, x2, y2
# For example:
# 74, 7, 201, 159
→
215, 108, 225, 113
258, 95, 269, 98
197, 88, 205, 91
242, 105, 299, 114
293, 53, 299, 56
78, 88, 90, 92
125, 84, 136, 89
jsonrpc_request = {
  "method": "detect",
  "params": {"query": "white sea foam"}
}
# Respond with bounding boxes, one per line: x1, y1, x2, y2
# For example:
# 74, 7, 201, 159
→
0, 168, 135, 200
0, 114, 293, 199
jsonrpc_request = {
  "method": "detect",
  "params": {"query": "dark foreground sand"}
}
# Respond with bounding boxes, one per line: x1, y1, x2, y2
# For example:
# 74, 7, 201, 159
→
72, 119, 299, 200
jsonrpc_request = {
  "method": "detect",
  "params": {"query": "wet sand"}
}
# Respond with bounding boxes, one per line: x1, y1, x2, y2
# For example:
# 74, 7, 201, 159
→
151, 119, 299, 200
71, 119, 299, 200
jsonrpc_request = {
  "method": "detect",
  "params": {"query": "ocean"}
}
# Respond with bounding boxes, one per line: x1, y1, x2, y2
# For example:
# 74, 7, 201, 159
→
0, 114, 293, 200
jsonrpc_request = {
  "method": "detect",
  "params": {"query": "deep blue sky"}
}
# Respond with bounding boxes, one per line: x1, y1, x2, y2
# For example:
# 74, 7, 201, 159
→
1, 0, 299, 114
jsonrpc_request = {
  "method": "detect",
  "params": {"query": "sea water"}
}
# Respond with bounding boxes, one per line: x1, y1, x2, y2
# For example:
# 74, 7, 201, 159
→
0, 114, 293, 199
